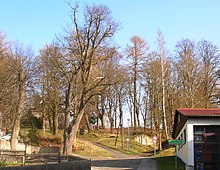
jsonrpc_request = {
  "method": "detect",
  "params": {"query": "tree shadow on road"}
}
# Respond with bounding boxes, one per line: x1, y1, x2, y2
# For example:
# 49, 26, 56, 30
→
92, 157, 157, 170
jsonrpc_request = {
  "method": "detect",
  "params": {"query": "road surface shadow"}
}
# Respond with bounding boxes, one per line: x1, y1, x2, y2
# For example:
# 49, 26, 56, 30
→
92, 157, 157, 170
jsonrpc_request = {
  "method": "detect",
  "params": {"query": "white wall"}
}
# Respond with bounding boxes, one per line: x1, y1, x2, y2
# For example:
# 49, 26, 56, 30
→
176, 118, 220, 167
0, 139, 40, 154
186, 123, 194, 166
176, 122, 190, 165
135, 135, 153, 145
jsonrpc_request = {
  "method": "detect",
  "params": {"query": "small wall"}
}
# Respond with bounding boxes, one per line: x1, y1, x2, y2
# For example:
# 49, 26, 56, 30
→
135, 135, 153, 145
0, 139, 40, 154
0, 160, 91, 170
0, 139, 10, 150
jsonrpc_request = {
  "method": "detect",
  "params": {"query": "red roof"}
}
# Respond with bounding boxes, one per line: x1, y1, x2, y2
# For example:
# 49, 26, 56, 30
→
172, 108, 220, 138
177, 108, 220, 117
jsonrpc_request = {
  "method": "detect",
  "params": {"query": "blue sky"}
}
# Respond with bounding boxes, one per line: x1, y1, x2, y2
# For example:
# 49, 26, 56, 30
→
0, 0, 220, 54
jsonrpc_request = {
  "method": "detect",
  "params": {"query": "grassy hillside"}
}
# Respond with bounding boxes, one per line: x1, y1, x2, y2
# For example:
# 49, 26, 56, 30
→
78, 130, 154, 155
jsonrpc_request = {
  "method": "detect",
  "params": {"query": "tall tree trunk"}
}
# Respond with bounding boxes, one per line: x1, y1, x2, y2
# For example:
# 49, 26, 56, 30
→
11, 71, 26, 150
11, 116, 21, 150
63, 83, 71, 154
52, 104, 58, 135
100, 116, 105, 129
133, 63, 137, 129
108, 102, 114, 134
41, 73, 46, 135
85, 112, 91, 133
42, 105, 47, 135
143, 96, 148, 132
100, 94, 105, 129
67, 108, 85, 154
158, 30, 169, 139
96, 98, 100, 130
110, 117, 114, 134
114, 98, 118, 128
118, 95, 124, 149
48, 111, 52, 131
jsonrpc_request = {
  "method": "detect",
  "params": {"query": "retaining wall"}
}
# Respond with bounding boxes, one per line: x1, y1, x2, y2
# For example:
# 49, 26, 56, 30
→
0, 160, 91, 170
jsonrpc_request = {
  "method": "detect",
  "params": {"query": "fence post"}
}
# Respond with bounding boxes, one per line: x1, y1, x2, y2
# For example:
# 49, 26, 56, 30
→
58, 151, 61, 163
23, 146, 27, 166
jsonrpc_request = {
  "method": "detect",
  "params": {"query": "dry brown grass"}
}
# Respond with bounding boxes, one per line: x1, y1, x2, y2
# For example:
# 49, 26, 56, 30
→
74, 139, 112, 157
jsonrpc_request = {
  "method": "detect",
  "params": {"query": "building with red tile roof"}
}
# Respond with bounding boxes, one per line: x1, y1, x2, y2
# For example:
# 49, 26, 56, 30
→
172, 108, 220, 169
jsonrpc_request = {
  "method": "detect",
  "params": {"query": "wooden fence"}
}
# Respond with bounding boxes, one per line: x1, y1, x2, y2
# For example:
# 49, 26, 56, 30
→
0, 150, 26, 164
0, 149, 91, 170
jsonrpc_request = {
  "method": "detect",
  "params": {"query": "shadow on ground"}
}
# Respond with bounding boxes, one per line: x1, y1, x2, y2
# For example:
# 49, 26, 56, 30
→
92, 158, 157, 170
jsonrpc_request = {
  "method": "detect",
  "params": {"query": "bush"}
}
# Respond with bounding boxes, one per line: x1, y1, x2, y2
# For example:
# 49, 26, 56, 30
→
21, 111, 42, 129
27, 128, 40, 145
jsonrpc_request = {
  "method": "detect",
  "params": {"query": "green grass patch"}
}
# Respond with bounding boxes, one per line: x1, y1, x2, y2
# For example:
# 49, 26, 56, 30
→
154, 148, 185, 170
157, 156, 185, 170
0, 161, 26, 167
156, 147, 175, 157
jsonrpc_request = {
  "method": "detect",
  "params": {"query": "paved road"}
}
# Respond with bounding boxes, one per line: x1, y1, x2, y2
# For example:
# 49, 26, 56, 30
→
92, 157, 158, 170
90, 143, 158, 170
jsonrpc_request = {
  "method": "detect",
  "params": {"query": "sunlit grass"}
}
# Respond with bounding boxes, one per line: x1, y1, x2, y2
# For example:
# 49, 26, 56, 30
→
156, 147, 175, 157
74, 139, 112, 157
81, 131, 154, 155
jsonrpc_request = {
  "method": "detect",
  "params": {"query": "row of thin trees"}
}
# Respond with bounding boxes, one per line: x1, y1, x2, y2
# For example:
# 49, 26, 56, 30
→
125, 32, 220, 139
0, 3, 219, 154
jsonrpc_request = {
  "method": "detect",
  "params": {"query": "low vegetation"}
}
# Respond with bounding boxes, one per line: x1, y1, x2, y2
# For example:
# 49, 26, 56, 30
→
156, 148, 185, 170
157, 156, 185, 170
19, 128, 63, 146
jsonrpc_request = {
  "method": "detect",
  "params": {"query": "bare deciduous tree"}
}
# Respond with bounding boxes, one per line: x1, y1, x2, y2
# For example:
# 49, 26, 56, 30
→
126, 35, 149, 129
59, 3, 119, 154
158, 30, 168, 139
10, 44, 34, 150
174, 39, 202, 107
197, 40, 220, 107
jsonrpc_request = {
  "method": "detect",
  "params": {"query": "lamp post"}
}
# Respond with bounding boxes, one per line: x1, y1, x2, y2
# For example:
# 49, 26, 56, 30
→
127, 119, 130, 151
94, 76, 105, 80
39, 100, 46, 135
159, 131, 162, 150
153, 135, 157, 156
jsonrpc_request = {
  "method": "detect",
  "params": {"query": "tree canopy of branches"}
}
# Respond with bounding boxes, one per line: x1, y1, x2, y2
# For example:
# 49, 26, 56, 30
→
0, 2, 219, 152
39, 3, 120, 154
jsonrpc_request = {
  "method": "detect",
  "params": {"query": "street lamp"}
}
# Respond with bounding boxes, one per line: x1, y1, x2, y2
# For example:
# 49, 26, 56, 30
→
159, 131, 162, 151
39, 100, 45, 135
94, 76, 105, 81
127, 119, 130, 151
